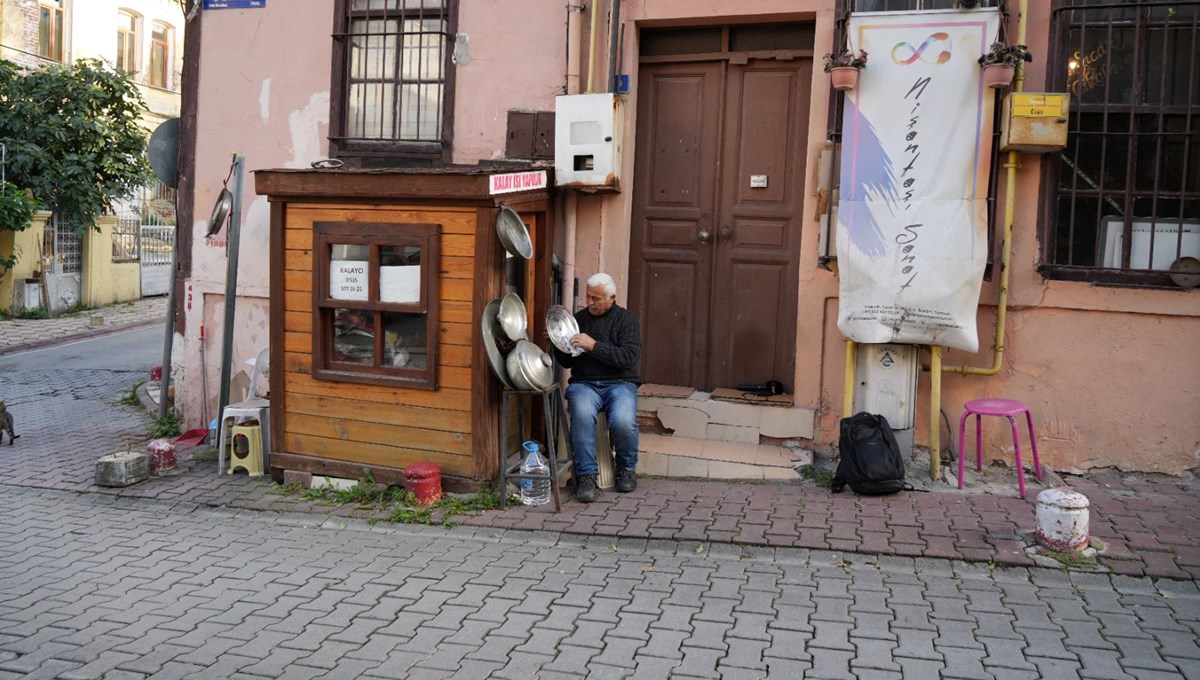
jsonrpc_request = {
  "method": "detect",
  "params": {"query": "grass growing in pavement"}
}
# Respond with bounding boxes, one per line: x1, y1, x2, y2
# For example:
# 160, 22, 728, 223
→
148, 410, 182, 438
0, 306, 49, 320
798, 463, 836, 489
274, 467, 512, 527
120, 380, 146, 406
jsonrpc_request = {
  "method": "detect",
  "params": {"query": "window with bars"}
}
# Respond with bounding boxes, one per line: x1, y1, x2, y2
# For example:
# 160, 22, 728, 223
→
150, 21, 171, 88
823, 0, 1006, 271
116, 10, 138, 75
1042, 0, 1200, 286
112, 218, 140, 262
330, 0, 455, 165
39, 1, 65, 62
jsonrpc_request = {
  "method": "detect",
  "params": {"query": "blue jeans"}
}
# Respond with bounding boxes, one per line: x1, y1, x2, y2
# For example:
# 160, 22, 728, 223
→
565, 380, 639, 477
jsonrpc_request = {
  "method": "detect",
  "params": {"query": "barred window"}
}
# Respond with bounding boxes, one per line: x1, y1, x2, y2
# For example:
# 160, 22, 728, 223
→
330, 0, 456, 166
1042, 1, 1200, 286
112, 218, 140, 262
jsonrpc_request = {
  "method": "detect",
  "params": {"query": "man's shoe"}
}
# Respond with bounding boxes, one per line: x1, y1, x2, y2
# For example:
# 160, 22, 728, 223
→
616, 468, 637, 493
575, 475, 600, 503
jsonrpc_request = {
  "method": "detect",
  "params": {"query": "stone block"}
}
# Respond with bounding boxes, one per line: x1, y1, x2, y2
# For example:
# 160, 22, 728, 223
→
95, 452, 150, 487
283, 470, 314, 489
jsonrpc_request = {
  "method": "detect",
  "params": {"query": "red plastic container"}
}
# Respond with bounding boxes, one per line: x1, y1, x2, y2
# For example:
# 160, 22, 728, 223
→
404, 462, 442, 505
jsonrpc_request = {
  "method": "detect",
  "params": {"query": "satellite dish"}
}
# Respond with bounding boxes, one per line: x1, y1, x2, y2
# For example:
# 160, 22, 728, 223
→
148, 118, 180, 188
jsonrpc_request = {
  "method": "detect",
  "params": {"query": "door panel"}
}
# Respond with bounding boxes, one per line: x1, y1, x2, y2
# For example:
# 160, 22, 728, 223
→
629, 62, 722, 387
710, 61, 811, 389
631, 56, 810, 391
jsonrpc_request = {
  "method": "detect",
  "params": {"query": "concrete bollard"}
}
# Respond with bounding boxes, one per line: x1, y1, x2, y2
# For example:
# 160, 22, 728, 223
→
1036, 489, 1090, 552
95, 451, 150, 487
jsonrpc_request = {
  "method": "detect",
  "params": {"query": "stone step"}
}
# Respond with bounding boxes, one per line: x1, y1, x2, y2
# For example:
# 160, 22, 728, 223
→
637, 433, 811, 481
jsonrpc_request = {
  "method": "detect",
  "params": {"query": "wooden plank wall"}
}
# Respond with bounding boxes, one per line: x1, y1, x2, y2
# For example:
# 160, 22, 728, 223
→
280, 203, 478, 477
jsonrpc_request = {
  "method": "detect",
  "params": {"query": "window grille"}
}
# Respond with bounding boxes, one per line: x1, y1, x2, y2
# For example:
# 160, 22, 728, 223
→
1042, 0, 1200, 286
822, 0, 1006, 273
46, 214, 82, 274
330, 0, 455, 164
112, 217, 140, 262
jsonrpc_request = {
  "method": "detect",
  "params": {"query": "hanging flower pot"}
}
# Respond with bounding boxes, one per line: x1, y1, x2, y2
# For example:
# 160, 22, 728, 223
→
982, 63, 1016, 89
830, 66, 861, 91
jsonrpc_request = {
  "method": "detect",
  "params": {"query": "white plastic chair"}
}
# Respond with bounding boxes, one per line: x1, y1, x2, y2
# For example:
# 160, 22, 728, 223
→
218, 348, 271, 474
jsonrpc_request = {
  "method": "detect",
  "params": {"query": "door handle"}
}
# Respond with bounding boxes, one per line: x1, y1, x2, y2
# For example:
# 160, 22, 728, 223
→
698, 228, 711, 245
719, 226, 732, 241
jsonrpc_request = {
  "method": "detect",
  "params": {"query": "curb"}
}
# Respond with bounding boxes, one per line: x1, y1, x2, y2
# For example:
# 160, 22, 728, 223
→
0, 319, 163, 356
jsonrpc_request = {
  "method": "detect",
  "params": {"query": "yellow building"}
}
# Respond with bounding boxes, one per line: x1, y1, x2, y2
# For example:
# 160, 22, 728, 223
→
0, 0, 184, 312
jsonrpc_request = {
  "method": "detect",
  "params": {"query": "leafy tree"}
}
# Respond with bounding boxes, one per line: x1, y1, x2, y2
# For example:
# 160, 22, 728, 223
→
0, 182, 38, 272
0, 58, 152, 235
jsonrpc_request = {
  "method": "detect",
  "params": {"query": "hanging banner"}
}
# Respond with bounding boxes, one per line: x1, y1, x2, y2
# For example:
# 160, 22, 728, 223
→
836, 9, 1000, 352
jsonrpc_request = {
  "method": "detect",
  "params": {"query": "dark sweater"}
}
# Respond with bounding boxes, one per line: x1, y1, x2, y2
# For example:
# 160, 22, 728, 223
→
554, 303, 643, 385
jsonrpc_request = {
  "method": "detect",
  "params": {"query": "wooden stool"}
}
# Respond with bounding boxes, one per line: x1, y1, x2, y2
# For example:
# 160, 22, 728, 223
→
957, 398, 1042, 498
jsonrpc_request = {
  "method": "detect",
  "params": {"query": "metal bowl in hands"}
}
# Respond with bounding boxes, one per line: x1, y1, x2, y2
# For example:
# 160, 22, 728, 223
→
505, 340, 554, 391
481, 299, 514, 388
497, 292, 528, 341
546, 305, 583, 356
495, 205, 533, 260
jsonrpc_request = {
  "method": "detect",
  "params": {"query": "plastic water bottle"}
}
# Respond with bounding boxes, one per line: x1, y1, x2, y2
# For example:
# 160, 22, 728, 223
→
519, 440, 551, 506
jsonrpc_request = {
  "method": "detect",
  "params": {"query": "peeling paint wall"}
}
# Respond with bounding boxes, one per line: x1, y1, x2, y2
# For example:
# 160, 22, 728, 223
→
186, 0, 1200, 475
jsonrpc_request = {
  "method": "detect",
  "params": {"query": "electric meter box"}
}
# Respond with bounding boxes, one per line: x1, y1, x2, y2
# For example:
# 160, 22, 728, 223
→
554, 93, 623, 191
999, 92, 1070, 153
854, 343, 918, 430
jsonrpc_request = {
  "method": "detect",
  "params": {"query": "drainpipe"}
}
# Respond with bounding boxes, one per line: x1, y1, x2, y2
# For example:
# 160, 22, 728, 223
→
585, 0, 600, 93
607, 0, 620, 93
928, 0, 1028, 478
566, 1, 583, 96
940, 0, 1027, 378
842, 339, 857, 418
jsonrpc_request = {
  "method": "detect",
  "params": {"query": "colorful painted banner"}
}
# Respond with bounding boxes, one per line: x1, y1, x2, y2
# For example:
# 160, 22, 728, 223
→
836, 9, 1000, 352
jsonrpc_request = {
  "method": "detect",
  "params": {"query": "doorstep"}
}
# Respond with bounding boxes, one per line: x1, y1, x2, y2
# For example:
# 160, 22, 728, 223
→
638, 433, 810, 481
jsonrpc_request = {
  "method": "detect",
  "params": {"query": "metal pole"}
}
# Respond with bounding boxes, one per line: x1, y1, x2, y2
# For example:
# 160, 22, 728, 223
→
216, 154, 245, 423
156, 202, 179, 419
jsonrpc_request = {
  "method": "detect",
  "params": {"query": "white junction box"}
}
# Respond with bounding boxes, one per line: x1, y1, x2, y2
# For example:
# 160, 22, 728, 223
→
854, 343, 918, 430
555, 93, 623, 191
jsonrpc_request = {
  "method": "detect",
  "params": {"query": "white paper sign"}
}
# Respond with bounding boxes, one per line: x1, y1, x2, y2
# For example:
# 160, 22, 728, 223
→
330, 260, 369, 301
380, 265, 421, 303
836, 9, 999, 352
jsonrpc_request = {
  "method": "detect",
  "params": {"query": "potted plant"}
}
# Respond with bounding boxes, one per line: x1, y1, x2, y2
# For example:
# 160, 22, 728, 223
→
823, 48, 868, 91
978, 42, 1032, 89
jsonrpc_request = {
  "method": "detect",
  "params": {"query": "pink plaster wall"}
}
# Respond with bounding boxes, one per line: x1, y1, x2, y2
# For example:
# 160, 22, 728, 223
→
185, 0, 1200, 474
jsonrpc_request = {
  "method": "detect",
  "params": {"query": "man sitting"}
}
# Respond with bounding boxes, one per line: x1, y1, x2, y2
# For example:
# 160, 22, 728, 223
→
553, 273, 642, 503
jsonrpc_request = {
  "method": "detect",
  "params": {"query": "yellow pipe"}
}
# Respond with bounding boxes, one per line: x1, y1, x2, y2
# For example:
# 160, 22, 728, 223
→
843, 339, 857, 418
941, 0, 1027, 378
930, 345, 942, 480
585, 0, 600, 94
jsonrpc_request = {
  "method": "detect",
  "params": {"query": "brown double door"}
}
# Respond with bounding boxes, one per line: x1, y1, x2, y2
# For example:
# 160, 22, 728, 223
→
629, 58, 811, 391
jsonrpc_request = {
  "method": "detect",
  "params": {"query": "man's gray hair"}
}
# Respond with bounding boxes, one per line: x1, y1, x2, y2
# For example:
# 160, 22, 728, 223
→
587, 272, 617, 297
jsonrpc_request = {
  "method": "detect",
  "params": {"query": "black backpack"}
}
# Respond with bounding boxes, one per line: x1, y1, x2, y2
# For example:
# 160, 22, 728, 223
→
831, 412, 907, 495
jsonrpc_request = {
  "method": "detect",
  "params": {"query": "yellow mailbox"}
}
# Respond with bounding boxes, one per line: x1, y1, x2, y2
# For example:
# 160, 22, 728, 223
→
999, 93, 1070, 153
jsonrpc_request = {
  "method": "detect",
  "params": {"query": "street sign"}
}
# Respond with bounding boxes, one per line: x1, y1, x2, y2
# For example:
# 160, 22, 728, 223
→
203, 0, 264, 8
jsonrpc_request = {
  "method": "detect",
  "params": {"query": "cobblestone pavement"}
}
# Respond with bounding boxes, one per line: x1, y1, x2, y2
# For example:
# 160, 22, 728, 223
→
0, 297, 167, 355
1, 323, 1198, 582
1, 486, 1198, 680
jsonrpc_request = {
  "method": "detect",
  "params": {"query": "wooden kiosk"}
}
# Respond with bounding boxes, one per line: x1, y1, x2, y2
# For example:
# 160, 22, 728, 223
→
255, 167, 555, 491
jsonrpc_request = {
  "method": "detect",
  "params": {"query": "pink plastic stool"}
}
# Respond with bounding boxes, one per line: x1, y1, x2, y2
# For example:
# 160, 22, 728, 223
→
957, 398, 1042, 499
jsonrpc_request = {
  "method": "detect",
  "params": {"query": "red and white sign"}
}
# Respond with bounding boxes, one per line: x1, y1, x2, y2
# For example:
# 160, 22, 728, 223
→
489, 170, 547, 195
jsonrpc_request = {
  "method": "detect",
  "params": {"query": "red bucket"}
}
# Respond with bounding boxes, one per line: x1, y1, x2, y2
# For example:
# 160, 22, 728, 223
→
404, 462, 442, 505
